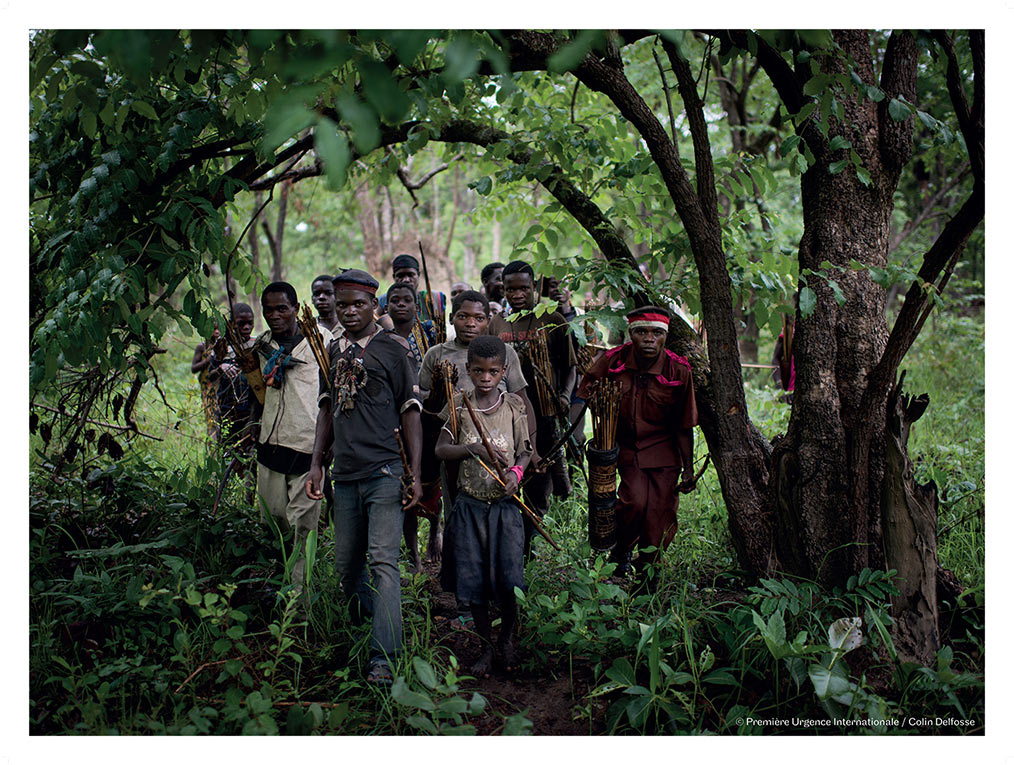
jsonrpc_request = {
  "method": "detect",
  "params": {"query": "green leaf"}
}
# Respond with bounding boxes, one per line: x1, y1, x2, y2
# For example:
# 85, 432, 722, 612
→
887, 98, 910, 122
337, 93, 380, 154
314, 117, 350, 190
828, 136, 851, 152
405, 715, 438, 734
802, 73, 832, 97
31, 52, 60, 92
131, 101, 158, 120
657, 30, 689, 62
605, 657, 636, 687
359, 60, 409, 123
779, 135, 801, 158
624, 693, 652, 727
81, 110, 98, 140
827, 280, 846, 306
472, 176, 492, 196
828, 159, 849, 175
916, 110, 936, 130
808, 661, 853, 703
520, 223, 543, 244
502, 711, 533, 735
856, 167, 872, 187
443, 34, 481, 81
785, 657, 808, 690
70, 59, 104, 82
391, 677, 435, 712
412, 656, 438, 691
797, 30, 833, 49
795, 102, 816, 123
866, 85, 886, 102
467, 692, 486, 716
548, 31, 601, 72
798, 286, 817, 318
262, 98, 317, 155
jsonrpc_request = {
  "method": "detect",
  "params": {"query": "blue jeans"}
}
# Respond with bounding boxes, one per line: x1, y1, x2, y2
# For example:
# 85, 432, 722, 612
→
333, 463, 404, 668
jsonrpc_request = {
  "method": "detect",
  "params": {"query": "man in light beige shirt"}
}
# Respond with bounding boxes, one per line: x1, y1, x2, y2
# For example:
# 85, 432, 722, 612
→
255, 281, 333, 594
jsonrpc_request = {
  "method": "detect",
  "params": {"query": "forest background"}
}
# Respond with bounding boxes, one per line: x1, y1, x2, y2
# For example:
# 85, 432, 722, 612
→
12, 4, 1007, 757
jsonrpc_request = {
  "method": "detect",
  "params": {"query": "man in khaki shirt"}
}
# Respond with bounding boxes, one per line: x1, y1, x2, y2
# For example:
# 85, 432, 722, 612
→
255, 281, 333, 593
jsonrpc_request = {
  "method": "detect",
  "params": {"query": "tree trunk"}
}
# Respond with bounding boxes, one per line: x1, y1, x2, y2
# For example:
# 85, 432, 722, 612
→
882, 376, 940, 665
772, 31, 917, 587
492, 218, 501, 263
248, 191, 263, 327
270, 180, 289, 281
445, 167, 461, 278
381, 186, 395, 256
355, 181, 385, 276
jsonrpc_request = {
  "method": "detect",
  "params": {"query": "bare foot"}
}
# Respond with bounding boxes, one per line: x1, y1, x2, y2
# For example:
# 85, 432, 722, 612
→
497, 637, 518, 672
427, 528, 443, 563
471, 646, 494, 677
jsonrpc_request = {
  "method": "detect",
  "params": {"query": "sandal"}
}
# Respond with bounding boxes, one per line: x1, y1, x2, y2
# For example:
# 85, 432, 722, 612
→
366, 661, 393, 687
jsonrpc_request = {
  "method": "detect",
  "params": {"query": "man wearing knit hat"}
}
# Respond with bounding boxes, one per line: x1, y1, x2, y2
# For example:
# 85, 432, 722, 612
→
306, 268, 423, 686
576, 306, 698, 586
377, 253, 447, 325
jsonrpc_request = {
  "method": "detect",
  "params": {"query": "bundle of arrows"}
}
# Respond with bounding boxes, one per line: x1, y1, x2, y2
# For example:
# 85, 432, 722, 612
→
296, 304, 331, 380
225, 320, 266, 405
434, 359, 459, 439
589, 378, 622, 451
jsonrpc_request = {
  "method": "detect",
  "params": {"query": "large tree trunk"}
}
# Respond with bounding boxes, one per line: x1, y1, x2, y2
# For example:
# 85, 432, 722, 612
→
771, 31, 917, 587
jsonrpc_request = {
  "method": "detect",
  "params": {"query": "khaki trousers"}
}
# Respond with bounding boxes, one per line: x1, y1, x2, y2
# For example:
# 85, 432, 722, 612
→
257, 465, 321, 589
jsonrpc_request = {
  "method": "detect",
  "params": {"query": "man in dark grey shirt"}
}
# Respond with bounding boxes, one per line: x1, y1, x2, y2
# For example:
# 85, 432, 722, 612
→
306, 269, 422, 686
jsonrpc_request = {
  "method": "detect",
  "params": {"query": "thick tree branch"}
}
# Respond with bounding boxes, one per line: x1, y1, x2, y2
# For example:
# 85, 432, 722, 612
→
392, 152, 464, 207
651, 44, 679, 150
705, 30, 806, 115
934, 30, 984, 181
889, 165, 970, 254
878, 31, 918, 174
665, 40, 720, 226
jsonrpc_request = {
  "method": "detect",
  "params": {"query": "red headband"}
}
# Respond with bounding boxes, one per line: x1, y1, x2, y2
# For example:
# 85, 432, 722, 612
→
627, 312, 670, 331
627, 312, 669, 325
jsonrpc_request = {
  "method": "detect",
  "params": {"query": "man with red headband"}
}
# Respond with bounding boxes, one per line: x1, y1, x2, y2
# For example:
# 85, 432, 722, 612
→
577, 305, 698, 585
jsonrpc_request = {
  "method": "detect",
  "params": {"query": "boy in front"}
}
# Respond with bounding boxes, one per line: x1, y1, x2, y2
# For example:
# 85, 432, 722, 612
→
435, 335, 532, 675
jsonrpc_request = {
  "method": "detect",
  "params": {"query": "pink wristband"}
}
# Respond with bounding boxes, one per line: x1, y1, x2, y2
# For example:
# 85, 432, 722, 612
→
508, 465, 524, 483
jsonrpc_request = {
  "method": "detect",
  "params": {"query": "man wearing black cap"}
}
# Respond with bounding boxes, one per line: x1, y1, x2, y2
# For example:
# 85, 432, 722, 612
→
377, 253, 447, 325
576, 306, 698, 586
306, 268, 423, 686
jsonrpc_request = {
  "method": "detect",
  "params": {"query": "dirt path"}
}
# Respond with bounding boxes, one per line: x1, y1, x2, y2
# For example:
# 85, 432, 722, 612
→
416, 560, 600, 735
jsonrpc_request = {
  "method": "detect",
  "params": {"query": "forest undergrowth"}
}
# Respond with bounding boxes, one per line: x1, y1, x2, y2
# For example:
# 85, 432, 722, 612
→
28, 309, 984, 735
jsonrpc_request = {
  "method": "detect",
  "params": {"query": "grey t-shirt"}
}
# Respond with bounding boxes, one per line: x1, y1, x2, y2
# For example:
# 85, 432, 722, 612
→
319, 326, 421, 481
418, 338, 528, 400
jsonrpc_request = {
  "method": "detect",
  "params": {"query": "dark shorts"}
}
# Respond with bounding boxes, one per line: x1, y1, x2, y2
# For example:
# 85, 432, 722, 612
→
445, 492, 524, 606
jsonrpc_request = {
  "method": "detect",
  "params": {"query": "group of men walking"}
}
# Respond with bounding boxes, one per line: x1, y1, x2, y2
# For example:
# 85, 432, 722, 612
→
195, 254, 698, 683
